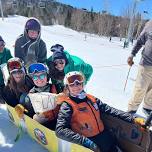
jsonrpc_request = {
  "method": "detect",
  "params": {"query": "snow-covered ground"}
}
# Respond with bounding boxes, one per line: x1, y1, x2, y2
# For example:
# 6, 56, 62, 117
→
0, 15, 144, 152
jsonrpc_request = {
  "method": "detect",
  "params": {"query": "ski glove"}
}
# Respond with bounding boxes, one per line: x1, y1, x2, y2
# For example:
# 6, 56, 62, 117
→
127, 56, 134, 66
83, 138, 100, 152
55, 92, 68, 104
134, 117, 145, 126
15, 104, 28, 119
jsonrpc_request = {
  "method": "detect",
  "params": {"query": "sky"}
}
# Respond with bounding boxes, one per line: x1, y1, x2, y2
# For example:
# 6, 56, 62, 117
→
0, 15, 150, 152
56, 0, 151, 19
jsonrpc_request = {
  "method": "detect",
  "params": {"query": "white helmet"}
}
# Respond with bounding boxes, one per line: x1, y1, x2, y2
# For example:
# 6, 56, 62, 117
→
64, 71, 85, 85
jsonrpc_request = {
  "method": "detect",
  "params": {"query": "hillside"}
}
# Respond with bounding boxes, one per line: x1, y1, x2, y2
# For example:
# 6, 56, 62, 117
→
1, 0, 147, 38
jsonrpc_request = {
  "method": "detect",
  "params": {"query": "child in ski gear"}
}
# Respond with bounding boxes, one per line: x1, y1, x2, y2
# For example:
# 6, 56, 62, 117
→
55, 71, 145, 152
14, 18, 47, 66
20, 63, 59, 130
46, 44, 93, 93
0, 36, 12, 104
127, 20, 152, 115
2, 57, 34, 107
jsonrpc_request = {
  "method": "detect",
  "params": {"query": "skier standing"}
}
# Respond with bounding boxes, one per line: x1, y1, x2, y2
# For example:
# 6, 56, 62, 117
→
14, 18, 47, 66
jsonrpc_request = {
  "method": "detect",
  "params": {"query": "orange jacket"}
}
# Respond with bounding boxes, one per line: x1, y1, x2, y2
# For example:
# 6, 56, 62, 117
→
65, 94, 104, 137
43, 105, 60, 120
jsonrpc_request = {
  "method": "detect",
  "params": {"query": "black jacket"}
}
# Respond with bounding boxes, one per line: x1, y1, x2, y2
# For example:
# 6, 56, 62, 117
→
55, 96, 134, 147
2, 75, 34, 107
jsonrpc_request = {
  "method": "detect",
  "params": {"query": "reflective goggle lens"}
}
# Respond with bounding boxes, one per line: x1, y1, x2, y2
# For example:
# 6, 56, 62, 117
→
67, 74, 84, 85
32, 73, 46, 81
28, 63, 47, 74
68, 80, 83, 87
8, 61, 22, 71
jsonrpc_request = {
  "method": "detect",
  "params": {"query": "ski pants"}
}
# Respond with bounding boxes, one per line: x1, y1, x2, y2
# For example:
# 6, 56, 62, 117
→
128, 65, 152, 111
89, 129, 120, 152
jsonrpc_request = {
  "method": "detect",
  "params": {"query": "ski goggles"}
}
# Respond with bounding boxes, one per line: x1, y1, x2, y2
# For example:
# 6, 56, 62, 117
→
68, 80, 83, 87
67, 74, 84, 85
11, 69, 24, 75
32, 73, 47, 81
54, 59, 65, 66
8, 61, 22, 72
28, 63, 47, 74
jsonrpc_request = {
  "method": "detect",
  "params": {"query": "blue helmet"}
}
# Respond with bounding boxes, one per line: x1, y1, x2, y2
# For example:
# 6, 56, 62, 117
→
28, 63, 48, 75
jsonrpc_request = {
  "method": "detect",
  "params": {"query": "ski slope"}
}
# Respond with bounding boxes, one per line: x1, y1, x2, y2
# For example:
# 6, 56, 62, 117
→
0, 15, 144, 152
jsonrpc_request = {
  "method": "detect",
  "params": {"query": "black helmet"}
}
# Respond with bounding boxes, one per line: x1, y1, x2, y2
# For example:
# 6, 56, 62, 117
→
25, 18, 41, 31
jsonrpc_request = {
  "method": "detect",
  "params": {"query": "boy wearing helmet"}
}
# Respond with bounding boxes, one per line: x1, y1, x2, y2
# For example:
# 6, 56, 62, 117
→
14, 18, 47, 66
2, 57, 34, 107
55, 71, 145, 152
20, 63, 59, 130
46, 44, 93, 93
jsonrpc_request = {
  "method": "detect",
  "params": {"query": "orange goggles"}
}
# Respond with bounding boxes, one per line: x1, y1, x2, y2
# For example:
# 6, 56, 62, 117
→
67, 74, 84, 85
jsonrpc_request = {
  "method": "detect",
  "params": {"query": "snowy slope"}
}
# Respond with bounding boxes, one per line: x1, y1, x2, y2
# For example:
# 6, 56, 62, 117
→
0, 15, 144, 152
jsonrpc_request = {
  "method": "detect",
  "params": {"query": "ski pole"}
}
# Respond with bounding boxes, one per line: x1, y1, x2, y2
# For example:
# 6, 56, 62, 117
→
123, 66, 132, 92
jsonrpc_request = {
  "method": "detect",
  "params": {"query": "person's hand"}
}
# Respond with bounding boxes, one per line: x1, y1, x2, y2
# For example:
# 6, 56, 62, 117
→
83, 138, 100, 152
55, 93, 68, 104
134, 117, 145, 126
127, 56, 134, 66
15, 104, 28, 119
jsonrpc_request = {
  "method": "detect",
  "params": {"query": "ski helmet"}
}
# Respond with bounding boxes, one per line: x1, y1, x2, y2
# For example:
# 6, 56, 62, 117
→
7, 57, 24, 73
28, 63, 48, 75
25, 18, 41, 32
64, 71, 85, 86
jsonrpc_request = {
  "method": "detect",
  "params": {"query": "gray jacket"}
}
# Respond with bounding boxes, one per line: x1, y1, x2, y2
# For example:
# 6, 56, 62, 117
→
15, 20, 47, 66
131, 20, 152, 66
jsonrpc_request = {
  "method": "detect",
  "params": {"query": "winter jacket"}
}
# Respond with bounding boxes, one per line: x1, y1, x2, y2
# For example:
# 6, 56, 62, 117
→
55, 95, 134, 147
2, 75, 34, 107
131, 20, 152, 66
46, 51, 93, 90
15, 20, 47, 66
63, 94, 104, 137
0, 47, 12, 86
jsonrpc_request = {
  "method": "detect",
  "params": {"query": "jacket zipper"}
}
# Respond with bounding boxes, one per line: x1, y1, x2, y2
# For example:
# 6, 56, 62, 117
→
86, 101, 100, 133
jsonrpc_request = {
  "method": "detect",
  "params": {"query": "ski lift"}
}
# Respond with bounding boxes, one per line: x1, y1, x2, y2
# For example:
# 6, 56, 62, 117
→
6, 1, 12, 7
38, 1, 46, 8
27, 1, 33, 8
12, 0, 17, 6
82, 8, 87, 11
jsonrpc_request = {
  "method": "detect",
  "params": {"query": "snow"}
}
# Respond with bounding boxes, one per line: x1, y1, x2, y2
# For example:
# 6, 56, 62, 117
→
0, 15, 145, 152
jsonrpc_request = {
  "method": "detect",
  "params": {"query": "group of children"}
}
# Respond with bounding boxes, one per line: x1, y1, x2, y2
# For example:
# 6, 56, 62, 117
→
0, 17, 146, 152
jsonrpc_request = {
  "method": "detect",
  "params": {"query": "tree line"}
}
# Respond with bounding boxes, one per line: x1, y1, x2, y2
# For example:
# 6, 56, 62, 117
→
1, 0, 149, 39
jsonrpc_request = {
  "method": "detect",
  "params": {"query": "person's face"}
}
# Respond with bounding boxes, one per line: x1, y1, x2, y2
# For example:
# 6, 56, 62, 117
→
28, 30, 39, 39
68, 81, 83, 96
54, 59, 66, 71
32, 72, 47, 87
0, 42, 4, 52
12, 70, 25, 83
